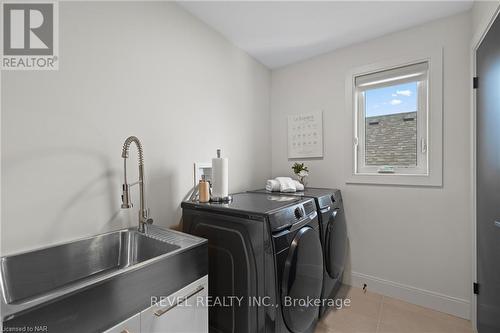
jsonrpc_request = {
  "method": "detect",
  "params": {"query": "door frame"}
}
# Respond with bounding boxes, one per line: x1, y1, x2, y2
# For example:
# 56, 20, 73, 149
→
471, 3, 500, 331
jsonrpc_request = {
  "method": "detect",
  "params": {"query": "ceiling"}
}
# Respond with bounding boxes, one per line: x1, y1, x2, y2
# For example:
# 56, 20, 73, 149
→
178, 1, 473, 69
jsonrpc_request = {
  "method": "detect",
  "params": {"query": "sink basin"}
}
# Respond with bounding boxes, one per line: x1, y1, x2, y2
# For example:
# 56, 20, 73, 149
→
1, 226, 207, 333
1, 230, 179, 304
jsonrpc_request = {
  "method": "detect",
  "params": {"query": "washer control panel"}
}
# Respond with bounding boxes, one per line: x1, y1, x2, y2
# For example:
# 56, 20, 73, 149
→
269, 198, 317, 232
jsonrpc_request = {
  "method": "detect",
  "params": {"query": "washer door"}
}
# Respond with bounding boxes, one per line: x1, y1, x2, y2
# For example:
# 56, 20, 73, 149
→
282, 226, 323, 333
325, 209, 347, 279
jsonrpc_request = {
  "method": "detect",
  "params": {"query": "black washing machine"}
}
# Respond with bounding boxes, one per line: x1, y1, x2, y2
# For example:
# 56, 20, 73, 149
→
182, 193, 324, 333
248, 188, 347, 317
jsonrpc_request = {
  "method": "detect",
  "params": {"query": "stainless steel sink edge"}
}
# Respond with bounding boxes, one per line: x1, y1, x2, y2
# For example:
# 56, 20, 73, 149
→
3, 243, 208, 332
0, 225, 207, 321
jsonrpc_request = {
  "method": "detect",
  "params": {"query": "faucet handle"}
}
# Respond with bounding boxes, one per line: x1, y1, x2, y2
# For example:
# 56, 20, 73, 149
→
139, 209, 153, 225
145, 208, 153, 224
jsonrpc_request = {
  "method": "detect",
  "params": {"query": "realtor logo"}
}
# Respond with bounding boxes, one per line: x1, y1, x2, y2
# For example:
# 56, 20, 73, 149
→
1, 1, 58, 70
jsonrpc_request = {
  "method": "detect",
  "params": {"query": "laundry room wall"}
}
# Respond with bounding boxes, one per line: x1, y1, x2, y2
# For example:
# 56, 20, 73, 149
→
1, 2, 271, 255
270, 12, 472, 318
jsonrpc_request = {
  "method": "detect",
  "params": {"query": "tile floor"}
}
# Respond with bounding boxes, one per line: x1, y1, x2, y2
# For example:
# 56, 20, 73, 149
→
315, 285, 474, 333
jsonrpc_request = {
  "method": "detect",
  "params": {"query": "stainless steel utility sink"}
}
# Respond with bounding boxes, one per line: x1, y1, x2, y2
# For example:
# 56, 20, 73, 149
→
1, 229, 179, 304
1, 226, 208, 333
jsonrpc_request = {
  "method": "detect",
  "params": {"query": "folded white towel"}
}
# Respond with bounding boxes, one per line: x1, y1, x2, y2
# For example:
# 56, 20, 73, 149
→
293, 180, 304, 191
265, 179, 280, 192
276, 177, 296, 193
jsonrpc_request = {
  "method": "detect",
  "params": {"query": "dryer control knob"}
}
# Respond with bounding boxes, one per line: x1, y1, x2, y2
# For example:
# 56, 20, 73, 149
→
294, 207, 303, 219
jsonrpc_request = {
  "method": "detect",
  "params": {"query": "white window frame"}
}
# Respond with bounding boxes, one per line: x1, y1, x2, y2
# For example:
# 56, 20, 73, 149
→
344, 49, 443, 186
356, 63, 428, 174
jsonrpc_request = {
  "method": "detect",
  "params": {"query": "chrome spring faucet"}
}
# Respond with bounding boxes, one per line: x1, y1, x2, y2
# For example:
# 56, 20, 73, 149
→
121, 136, 153, 233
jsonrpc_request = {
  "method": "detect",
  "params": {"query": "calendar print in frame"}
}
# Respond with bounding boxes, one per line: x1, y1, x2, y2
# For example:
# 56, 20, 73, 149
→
287, 111, 323, 159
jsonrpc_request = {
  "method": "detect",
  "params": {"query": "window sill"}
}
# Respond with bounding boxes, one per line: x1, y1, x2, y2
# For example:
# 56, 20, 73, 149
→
345, 172, 442, 187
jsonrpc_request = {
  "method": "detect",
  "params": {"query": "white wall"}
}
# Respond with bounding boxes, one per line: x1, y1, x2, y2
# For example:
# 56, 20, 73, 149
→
1, 2, 271, 255
271, 13, 472, 318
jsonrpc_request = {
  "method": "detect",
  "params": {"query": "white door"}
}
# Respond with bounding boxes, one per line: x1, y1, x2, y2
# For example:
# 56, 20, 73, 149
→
141, 275, 208, 333
102, 313, 140, 333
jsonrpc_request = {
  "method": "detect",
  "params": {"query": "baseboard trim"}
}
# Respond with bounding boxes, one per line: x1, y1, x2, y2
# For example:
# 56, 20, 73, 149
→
350, 271, 470, 319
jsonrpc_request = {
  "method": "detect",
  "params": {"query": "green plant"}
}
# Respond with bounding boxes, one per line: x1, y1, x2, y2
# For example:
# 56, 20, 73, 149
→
292, 162, 309, 175
292, 162, 309, 186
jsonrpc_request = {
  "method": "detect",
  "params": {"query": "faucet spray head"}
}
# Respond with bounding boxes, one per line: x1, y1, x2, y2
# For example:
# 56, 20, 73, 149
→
121, 184, 132, 209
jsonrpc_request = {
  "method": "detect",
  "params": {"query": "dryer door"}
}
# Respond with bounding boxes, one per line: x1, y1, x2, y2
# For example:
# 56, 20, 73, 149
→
281, 226, 323, 333
325, 209, 347, 279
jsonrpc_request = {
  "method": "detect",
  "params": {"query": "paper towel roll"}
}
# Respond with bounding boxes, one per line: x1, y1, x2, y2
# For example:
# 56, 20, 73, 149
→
212, 155, 229, 200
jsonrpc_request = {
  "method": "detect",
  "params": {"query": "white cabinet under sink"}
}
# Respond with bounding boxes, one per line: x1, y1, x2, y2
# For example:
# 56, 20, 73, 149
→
102, 276, 208, 333
103, 313, 141, 333
141, 275, 208, 333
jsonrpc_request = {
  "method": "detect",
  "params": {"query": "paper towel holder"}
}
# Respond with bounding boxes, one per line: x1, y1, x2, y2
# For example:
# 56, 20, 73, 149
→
210, 149, 232, 203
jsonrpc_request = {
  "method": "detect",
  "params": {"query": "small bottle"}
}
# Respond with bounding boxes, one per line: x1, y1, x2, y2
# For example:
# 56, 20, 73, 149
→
198, 175, 210, 203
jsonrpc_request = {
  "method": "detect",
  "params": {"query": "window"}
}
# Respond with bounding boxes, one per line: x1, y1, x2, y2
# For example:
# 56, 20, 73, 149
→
355, 62, 428, 175
345, 50, 443, 187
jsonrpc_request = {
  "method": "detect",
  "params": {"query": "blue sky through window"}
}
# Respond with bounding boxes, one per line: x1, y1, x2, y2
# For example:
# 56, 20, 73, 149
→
365, 82, 417, 117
